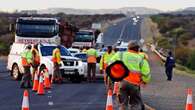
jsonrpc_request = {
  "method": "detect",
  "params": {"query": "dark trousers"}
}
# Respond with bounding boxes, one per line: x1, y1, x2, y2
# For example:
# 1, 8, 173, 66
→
32, 64, 39, 81
21, 66, 32, 88
53, 63, 62, 83
119, 81, 144, 110
87, 63, 96, 82
165, 67, 173, 80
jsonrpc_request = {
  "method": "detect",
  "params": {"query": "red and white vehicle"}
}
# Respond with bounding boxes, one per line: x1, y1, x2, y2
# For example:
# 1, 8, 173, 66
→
15, 17, 61, 44
72, 30, 95, 48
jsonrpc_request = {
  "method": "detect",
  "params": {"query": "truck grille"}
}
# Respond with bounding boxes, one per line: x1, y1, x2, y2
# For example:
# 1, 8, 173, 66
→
63, 60, 78, 66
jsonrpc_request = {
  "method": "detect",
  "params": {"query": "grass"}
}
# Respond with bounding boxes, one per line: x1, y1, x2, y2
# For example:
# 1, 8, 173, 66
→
174, 64, 195, 77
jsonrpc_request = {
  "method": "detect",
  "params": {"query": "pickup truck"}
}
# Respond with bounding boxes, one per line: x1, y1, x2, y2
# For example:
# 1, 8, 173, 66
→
7, 43, 84, 82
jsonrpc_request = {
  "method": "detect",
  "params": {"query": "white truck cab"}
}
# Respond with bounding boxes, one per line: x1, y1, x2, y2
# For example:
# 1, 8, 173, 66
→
7, 43, 84, 82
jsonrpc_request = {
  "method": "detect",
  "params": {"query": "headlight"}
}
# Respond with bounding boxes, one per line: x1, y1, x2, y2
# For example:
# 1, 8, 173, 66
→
78, 60, 83, 66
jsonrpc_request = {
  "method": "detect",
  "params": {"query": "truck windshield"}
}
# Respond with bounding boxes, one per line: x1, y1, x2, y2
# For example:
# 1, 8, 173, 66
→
40, 46, 71, 56
74, 32, 94, 42
16, 24, 58, 38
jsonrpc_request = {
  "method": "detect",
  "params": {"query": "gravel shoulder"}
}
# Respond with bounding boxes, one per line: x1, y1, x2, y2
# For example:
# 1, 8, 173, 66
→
142, 51, 195, 110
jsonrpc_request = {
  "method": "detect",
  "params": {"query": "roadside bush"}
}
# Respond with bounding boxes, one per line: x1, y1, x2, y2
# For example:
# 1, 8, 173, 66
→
175, 47, 191, 66
157, 37, 172, 49
187, 50, 195, 70
0, 34, 14, 55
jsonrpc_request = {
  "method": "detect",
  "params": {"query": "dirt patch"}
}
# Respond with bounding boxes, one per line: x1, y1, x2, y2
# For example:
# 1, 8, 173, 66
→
188, 38, 195, 49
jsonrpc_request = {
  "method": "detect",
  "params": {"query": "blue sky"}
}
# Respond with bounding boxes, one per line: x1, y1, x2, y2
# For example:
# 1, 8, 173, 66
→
1, 0, 195, 12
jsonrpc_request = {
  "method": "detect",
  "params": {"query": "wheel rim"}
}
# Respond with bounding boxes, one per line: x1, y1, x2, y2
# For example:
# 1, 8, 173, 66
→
13, 66, 19, 79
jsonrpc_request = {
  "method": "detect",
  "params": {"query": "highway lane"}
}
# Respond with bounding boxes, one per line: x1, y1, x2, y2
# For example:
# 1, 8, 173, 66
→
0, 72, 107, 110
103, 17, 142, 46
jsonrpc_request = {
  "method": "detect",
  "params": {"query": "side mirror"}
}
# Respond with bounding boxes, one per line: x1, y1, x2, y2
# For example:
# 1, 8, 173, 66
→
9, 24, 15, 32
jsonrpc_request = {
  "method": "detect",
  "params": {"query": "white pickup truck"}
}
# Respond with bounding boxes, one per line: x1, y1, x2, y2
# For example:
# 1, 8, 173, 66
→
7, 43, 84, 82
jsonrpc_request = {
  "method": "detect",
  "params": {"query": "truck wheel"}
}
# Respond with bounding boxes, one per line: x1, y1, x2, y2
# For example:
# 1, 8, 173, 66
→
11, 64, 21, 80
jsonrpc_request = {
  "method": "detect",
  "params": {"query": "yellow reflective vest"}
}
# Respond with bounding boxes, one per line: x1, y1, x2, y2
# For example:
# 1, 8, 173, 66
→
86, 48, 98, 63
99, 52, 115, 70
52, 48, 61, 64
110, 50, 151, 84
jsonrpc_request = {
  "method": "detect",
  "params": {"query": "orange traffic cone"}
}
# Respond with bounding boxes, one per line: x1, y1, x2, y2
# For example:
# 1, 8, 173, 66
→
186, 88, 193, 110
22, 90, 30, 110
37, 72, 45, 95
113, 82, 119, 95
32, 73, 39, 91
106, 89, 113, 110
44, 68, 51, 89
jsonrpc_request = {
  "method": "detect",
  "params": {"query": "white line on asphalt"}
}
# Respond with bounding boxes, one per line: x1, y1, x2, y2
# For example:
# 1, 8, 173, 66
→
48, 101, 54, 106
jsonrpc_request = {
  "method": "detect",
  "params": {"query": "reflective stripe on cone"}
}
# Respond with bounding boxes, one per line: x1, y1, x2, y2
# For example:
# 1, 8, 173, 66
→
186, 88, 193, 110
106, 89, 113, 110
22, 90, 29, 110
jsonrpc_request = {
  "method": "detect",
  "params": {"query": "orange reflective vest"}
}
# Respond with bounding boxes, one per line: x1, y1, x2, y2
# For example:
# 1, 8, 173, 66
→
86, 48, 98, 63
32, 48, 40, 65
52, 48, 61, 64
124, 71, 142, 86
21, 57, 29, 66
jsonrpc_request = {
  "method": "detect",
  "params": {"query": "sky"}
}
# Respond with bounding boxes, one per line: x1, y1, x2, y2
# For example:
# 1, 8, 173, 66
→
1, 0, 195, 12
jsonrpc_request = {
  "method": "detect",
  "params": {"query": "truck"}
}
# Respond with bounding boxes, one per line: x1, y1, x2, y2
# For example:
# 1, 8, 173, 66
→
72, 30, 96, 48
15, 17, 78, 47
7, 43, 85, 82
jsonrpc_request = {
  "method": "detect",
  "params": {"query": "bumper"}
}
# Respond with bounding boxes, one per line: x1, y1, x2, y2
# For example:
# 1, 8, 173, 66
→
60, 66, 84, 76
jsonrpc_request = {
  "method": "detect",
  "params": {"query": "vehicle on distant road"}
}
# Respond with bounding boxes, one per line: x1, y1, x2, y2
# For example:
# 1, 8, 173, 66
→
72, 30, 95, 48
14, 17, 77, 48
7, 43, 84, 82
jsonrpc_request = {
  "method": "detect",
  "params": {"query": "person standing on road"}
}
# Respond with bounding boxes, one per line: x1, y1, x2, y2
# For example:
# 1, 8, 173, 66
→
100, 46, 115, 90
86, 46, 98, 82
31, 44, 40, 80
20, 45, 33, 88
52, 45, 63, 84
165, 51, 175, 81
110, 41, 151, 110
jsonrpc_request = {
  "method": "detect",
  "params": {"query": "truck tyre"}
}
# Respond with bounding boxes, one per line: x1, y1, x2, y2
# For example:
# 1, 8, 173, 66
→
11, 64, 22, 80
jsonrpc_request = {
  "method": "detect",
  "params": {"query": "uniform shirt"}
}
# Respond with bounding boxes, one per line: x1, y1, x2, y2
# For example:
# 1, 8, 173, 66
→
99, 51, 115, 70
110, 50, 151, 84
86, 48, 98, 63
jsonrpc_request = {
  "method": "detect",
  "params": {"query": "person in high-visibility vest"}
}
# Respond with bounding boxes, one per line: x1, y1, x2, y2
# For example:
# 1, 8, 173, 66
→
110, 41, 151, 110
31, 44, 40, 80
20, 45, 33, 88
100, 46, 115, 90
86, 46, 98, 82
52, 45, 63, 84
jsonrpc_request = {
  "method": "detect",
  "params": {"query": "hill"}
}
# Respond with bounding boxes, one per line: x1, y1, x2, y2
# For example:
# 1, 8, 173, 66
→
38, 7, 161, 15
150, 14, 195, 70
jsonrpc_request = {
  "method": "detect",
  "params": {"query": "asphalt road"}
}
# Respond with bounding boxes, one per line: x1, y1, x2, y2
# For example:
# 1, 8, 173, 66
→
0, 73, 107, 110
103, 17, 141, 46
